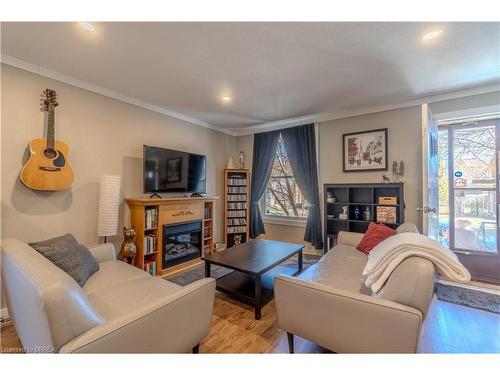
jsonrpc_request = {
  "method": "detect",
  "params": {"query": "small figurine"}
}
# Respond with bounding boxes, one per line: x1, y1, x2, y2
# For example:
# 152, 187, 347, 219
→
234, 235, 242, 246
339, 206, 348, 220
382, 174, 390, 184
227, 156, 235, 169
238, 150, 245, 169
118, 226, 137, 265
327, 192, 336, 203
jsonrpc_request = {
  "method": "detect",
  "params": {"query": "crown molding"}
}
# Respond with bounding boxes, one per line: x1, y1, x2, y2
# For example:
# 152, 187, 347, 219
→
433, 104, 500, 122
233, 83, 500, 136
1, 54, 237, 136
230, 112, 327, 136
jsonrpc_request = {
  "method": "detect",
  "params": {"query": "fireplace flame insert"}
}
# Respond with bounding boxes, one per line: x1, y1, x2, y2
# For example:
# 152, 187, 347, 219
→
163, 220, 202, 269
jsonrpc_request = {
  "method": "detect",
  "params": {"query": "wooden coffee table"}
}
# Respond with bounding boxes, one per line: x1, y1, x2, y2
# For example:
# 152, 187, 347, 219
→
202, 239, 303, 319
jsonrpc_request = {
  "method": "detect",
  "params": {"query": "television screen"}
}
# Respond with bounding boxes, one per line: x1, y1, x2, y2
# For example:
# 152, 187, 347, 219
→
143, 145, 207, 194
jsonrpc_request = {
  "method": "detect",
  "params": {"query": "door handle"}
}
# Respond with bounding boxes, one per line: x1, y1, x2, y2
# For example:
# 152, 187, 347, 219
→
416, 207, 437, 213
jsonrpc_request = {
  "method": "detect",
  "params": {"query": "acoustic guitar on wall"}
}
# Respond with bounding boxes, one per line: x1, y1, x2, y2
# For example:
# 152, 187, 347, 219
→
20, 89, 75, 191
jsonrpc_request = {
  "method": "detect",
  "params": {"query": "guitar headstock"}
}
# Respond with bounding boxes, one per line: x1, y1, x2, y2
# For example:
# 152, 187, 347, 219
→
40, 89, 59, 112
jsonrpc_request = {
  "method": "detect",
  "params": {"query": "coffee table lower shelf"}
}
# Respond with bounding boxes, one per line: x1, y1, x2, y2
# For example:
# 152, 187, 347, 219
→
215, 265, 299, 319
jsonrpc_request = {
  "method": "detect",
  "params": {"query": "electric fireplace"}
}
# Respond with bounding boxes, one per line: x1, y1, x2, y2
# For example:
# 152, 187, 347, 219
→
163, 220, 202, 269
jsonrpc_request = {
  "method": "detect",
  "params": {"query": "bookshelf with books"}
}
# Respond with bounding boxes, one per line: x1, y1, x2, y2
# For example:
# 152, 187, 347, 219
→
143, 260, 157, 276
223, 169, 250, 248
136, 205, 160, 275
203, 200, 214, 256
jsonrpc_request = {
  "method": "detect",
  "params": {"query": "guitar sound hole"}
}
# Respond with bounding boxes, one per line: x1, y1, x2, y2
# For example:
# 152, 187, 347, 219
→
43, 149, 58, 159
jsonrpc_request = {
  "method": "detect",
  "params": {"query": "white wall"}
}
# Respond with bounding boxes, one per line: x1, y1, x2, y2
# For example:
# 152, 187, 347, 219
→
1, 64, 237, 308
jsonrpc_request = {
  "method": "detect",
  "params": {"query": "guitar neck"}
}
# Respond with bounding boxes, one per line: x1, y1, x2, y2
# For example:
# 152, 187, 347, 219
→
46, 110, 55, 150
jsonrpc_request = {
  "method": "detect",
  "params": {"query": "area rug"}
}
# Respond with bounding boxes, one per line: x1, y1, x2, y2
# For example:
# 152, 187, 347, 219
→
166, 253, 320, 286
435, 283, 500, 314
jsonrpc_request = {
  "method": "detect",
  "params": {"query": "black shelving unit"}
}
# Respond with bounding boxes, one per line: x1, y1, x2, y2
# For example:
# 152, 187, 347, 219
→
324, 183, 405, 251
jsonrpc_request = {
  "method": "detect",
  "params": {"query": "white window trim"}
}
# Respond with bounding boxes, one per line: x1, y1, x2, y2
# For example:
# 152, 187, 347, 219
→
260, 199, 307, 226
263, 216, 307, 228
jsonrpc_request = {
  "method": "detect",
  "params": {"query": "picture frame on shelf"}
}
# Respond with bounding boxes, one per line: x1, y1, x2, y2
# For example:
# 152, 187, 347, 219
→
376, 206, 397, 224
343, 128, 388, 172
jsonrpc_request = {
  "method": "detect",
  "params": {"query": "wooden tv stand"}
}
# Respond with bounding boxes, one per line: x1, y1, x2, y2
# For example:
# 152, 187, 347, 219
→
126, 196, 218, 277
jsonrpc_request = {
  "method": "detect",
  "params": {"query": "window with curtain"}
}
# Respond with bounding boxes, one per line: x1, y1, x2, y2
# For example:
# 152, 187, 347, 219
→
263, 136, 310, 219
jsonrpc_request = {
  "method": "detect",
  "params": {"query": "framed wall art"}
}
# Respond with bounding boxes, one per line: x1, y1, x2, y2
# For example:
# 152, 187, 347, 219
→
343, 128, 388, 172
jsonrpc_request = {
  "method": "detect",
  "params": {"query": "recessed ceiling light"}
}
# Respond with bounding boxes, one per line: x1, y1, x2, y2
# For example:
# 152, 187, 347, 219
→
422, 29, 443, 42
221, 96, 232, 103
79, 22, 95, 32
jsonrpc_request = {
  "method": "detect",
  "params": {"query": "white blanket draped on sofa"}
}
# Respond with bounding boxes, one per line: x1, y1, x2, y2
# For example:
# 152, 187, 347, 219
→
363, 232, 471, 293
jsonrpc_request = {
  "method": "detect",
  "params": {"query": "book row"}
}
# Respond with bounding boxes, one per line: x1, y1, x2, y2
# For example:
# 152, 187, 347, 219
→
227, 194, 247, 202
227, 225, 247, 234
227, 202, 247, 210
144, 234, 157, 254
227, 178, 247, 186
143, 261, 157, 276
227, 210, 247, 218
228, 186, 247, 194
144, 207, 158, 229
227, 218, 247, 226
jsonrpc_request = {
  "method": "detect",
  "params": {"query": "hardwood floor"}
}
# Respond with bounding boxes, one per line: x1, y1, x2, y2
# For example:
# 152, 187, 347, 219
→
1, 293, 499, 353
200, 293, 329, 353
418, 296, 500, 353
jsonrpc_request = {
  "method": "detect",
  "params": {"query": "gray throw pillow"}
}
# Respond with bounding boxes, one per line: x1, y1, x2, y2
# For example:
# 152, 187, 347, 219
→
29, 234, 99, 287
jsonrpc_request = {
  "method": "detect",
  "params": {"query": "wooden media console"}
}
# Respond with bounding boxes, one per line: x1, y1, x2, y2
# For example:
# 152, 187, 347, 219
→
126, 196, 218, 277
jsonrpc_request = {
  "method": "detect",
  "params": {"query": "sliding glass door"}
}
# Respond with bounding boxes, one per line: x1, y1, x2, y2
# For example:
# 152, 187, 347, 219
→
438, 117, 500, 283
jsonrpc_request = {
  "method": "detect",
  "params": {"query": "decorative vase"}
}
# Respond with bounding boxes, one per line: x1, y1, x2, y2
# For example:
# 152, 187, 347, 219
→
238, 150, 245, 169
363, 206, 371, 221
354, 206, 360, 220
227, 156, 235, 169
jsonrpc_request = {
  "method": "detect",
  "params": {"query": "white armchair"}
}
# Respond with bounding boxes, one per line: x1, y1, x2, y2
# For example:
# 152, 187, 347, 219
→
1, 238, 215, 353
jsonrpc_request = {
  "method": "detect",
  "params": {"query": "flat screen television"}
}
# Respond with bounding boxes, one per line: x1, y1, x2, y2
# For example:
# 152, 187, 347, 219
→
143, 145, 207, 194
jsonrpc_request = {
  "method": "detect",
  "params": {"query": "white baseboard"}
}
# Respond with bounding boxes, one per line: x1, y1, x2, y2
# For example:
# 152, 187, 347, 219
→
1, 307, 11, 327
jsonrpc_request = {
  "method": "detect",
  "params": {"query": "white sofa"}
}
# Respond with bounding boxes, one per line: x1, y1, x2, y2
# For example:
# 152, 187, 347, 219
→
274, 223, 436, 353
1, 238, 215, 353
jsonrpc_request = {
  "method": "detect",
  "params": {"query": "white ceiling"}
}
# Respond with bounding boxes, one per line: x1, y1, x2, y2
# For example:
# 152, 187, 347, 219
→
2, 22, 500, 134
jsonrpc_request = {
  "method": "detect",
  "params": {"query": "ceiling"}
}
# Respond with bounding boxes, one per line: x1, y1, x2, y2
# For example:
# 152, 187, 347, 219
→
2, 22, 499, 134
